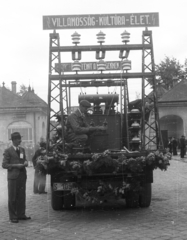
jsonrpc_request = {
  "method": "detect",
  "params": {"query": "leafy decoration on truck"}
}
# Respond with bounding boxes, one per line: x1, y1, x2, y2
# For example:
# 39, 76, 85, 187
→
47, 149, 171, 175
47, 150, 171, 204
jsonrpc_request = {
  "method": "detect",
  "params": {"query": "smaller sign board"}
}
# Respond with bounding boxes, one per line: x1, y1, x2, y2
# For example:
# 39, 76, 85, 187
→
43, 12, 159, 30
55, 61, 122, 72
53, 182, 75, 191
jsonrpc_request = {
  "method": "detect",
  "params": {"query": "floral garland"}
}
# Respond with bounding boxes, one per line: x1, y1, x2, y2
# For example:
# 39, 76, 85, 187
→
71, 180, 135, 204
48, 150, 171, 203
48, 149, 171, 175
145, 151, 171, 171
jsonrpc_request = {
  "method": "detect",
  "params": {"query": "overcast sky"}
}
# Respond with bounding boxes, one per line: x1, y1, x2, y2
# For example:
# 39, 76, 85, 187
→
0, 0, 186, 104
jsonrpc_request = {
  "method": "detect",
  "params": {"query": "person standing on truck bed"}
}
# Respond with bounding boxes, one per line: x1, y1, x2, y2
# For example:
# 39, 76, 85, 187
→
66, 100, 106, 146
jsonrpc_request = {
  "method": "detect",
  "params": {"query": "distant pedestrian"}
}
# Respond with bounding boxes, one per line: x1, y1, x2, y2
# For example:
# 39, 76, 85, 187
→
27, 144, 34, 167
172, 137, 178, 156
180, 135, 186, 159
2, 132, 31, 223
185, 138, 187, 156
168, 138, 173, 154
32, 141, 47, 194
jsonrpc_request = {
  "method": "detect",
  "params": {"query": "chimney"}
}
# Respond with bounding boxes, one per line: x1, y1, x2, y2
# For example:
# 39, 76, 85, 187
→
11, 81, 17, 94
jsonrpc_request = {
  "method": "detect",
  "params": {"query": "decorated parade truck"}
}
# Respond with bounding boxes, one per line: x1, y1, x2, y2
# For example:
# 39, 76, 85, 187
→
43, 13, 171, 210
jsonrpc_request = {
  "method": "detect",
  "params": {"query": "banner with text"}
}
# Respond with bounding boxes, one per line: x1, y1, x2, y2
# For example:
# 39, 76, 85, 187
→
55, 61, 122, 72
43, 13, 159, 30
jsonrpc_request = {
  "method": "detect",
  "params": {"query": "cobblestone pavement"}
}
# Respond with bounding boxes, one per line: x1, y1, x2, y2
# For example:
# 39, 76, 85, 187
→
0, 155, 187, 240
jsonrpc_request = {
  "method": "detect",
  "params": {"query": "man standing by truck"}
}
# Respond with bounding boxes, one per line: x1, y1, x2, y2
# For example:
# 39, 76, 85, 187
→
32, 141, 47, 194
66, 100, 106, 146
2, 132, 31, 223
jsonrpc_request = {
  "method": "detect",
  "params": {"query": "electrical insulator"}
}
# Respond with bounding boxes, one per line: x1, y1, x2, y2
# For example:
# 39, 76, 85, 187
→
131, 121, 140, 128
97, 60, 106, 71
96, 31, 106, 44
121, 30, 130, 44
72, 51, 81, 60
96, 50, 105, 60
132, 136, 140, 142
103, 119, 108, 127
131, 109, 140, 113
122, 59, 131, 71
119, 50, 129, 59
72, 61, 81, 72
71, 31, 81, 45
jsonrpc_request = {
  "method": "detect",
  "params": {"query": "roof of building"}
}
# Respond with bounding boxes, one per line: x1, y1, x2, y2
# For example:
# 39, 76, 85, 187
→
146, 84, 168, 101
155, 84, 168, 99
22, 86, 47, 108
0, 85, 47, 109
0, 86, 27, 108
159, 79, 187, 102
129, 84, 168, 110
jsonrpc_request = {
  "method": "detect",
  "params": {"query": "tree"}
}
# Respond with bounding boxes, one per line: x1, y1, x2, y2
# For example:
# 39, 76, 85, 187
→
17, 84, 28, 96
184, 58, 187, 73
155, 57, 185, 90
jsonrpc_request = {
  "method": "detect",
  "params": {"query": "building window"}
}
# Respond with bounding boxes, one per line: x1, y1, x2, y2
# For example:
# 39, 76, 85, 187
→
8, 121, 33, 143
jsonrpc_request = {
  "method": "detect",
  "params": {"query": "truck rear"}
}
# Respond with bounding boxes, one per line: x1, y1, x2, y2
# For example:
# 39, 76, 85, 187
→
45, 27, 170, 210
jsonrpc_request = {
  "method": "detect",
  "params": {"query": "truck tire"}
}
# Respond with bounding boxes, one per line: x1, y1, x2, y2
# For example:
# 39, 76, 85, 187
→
51, 187, 64, 210
63, 191, 76, 209
139, 183, 152, 208
126, 191, 139, 208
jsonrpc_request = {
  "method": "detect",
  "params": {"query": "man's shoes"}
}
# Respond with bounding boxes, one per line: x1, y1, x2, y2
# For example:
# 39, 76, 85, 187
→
10, 219, 19, 223
39, 191, 47, 194
18, 216, 31, 220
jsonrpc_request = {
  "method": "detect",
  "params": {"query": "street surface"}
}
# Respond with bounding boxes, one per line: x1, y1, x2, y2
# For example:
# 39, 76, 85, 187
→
0, 155, 187, 240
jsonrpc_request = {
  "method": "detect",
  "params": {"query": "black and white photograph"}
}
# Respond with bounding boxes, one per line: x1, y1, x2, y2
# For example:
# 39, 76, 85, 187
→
0, 1, 187, 239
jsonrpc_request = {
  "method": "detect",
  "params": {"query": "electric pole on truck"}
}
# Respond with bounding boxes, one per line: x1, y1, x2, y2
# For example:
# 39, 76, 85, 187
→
42, 12, 166, 210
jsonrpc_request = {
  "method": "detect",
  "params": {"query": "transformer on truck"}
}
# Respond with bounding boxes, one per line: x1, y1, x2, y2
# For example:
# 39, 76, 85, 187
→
44, 13, 170, 210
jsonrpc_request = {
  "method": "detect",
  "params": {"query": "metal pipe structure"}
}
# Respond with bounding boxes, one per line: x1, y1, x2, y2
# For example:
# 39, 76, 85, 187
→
50, 44, 152, 52
47, 28, 162, 152
50, 72, 154, 81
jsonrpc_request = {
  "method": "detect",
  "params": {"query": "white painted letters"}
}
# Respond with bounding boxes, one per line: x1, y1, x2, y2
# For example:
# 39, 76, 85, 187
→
44, 13, 158, 29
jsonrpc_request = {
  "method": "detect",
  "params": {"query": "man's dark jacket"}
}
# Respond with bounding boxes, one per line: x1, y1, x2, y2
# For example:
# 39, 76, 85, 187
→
2, 146, 27, 179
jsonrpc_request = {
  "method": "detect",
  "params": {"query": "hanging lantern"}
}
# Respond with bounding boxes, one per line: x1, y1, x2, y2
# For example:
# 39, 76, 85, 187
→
72, 61, 81, 72
122, 59, 131, 71
71, 32, 81, 45
97, 60, 106, 71
121, 30, 130, 44
96, 31, 106, 44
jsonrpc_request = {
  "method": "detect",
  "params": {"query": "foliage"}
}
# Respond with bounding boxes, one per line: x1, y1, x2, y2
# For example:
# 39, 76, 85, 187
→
48, 149, 171, 175
71, 180, 133, 204
184, 58, 187, 72
17, 84, 28, 96
155, 56, 184, 90
48, 149, 171, 203
83, 150, 120, 175
145, 151, 171, 171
